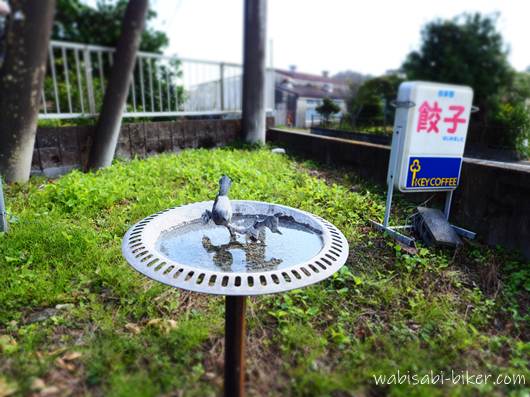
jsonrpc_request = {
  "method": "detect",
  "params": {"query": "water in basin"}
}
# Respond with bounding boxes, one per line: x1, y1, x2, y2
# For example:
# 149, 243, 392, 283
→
156, 215, 323, 272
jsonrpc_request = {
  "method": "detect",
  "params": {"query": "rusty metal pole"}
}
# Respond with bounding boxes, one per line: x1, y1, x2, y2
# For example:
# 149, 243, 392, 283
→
224, 295, 247, 397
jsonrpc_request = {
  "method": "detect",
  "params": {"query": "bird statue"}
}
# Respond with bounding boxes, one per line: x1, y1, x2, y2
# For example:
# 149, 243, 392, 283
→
201, 175, 283, 241
202, 175, 234, 236
244, 214, 283, 241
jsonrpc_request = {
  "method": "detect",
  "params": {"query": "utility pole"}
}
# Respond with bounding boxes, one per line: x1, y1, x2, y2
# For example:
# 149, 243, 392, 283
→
0, 0, 56, 183
87, 0, 148, 171
241, 0, 267, 144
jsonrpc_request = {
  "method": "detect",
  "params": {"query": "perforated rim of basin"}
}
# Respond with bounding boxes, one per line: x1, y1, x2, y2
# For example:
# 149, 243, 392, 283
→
121, 200, 349, 296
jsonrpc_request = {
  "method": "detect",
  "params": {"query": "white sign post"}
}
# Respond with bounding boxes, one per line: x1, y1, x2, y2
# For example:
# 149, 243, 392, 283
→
371, 81, 476, 246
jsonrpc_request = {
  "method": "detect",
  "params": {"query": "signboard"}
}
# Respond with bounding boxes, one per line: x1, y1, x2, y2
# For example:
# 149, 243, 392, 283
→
387, 81, 474, 192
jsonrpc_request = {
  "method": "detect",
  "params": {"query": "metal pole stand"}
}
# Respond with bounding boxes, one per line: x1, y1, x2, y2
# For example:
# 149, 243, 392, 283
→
0, 176, 8, 233
369, 180, 415, 247
369, 136, 416, 247
225, 295, 247, 397
370, 187, 476, 246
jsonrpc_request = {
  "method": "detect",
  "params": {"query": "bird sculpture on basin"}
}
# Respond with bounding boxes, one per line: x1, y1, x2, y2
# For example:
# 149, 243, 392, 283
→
202, 175, 283, 241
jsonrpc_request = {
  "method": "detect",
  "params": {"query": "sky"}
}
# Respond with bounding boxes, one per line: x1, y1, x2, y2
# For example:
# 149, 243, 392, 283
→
85, 0, 530, 76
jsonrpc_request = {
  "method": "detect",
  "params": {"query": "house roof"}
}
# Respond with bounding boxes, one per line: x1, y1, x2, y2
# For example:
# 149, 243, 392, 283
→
278, 83, 348, 100
276, 68, 345, 84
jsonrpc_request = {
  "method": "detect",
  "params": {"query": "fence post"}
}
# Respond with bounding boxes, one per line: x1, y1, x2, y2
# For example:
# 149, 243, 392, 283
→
219, 62, 225, 111
83, 47, 96, 115
0, 176, 7, 233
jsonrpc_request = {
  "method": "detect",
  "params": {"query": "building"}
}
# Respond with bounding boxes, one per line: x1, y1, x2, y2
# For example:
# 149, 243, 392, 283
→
185, 69, 275, 115
275, 67, 349, 128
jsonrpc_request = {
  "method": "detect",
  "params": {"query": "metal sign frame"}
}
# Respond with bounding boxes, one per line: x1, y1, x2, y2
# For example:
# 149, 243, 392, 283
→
370, 82, 477, 246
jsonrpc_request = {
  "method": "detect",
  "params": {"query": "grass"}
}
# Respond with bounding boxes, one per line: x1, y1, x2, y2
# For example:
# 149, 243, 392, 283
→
0, 146, 528, 397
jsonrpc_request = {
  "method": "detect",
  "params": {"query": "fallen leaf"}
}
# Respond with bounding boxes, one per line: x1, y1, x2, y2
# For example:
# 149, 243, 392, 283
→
62, 351, 82, 361
55, 358, 75, 372
40, 386, 60, 396
30, 378, 46, 391
47, 347, 67, 357
147, 318, 162, 326
125, 323, 141, 334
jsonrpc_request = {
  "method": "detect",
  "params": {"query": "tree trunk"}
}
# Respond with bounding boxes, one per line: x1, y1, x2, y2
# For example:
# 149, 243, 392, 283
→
241, 0, 267, 144
0, 0, 56, 183
87, 0, 148, 171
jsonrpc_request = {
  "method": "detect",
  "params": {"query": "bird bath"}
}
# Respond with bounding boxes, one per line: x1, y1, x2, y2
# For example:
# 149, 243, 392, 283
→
122, 200, 349, 396
157, 216, 323, 273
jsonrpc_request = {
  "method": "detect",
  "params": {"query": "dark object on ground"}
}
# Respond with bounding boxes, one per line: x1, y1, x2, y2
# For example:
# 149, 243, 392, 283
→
413, 206, 462, 247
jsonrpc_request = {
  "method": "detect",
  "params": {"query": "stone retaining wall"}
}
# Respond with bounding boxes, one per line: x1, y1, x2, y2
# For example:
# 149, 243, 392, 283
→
32, 118, 257, 177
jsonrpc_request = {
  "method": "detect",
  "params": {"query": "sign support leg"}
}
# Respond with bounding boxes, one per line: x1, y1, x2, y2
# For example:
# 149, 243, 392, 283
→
443, 190, 453, 220
370, 165, 415, 246
443, 190, 476, 240
383, 179, 394, 228
225, 295, 246, 397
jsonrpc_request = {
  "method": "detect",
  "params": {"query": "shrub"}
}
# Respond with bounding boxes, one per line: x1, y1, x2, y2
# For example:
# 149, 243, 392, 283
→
490, 102, 530, 158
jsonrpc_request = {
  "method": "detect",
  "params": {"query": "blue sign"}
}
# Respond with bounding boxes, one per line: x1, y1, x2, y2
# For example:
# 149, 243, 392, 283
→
406, 157, 462, 190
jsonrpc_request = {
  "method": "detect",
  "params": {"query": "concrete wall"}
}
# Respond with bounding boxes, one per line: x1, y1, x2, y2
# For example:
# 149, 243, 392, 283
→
310, 127, 392, 145
32, 118, 260, 177
267, 128, 530, 259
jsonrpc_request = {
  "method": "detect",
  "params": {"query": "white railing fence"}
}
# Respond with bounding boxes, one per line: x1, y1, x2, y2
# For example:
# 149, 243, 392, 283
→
39, 40, 275, 119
